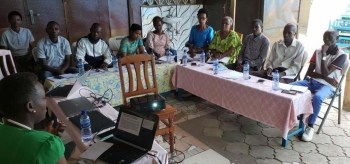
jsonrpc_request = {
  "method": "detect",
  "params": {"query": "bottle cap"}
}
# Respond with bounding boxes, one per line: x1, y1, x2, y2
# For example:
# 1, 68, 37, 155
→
79, 59, 82, 61
275, 70, 278, 73
183, 49, 187, 52
245, 60, 248, 64
82, 110, 87, 115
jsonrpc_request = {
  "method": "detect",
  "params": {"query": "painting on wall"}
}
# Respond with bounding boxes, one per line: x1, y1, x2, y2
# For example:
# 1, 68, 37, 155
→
141, 4, 203, 50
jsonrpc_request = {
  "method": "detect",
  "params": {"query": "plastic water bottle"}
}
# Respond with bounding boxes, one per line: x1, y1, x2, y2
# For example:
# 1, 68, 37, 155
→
272, 70, 279, 91
80, 110, 92, 142
213, 56, 219, 75
150, 49, 156, 61
182, 50, 188, 66
166, 48, 171, 64
200, 50, 205, 66
243, 60, 250, 80
78, 59, 85, 76
112, 56, 118, 72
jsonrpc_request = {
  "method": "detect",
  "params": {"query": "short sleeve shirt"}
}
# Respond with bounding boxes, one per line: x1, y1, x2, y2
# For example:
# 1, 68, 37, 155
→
0, 122, 65, 164
0, 27, 34, 56
189, 26, 214, 48
37, 36, 72, 69
117, 37, 143, 57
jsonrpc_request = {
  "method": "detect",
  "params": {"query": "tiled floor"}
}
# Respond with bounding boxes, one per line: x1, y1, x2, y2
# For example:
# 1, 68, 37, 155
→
159, 93, 350, 164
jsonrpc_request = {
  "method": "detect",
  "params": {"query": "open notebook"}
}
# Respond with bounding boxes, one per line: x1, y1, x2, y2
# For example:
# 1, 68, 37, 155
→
279, 83, 308, 92
207, 57, 230, 64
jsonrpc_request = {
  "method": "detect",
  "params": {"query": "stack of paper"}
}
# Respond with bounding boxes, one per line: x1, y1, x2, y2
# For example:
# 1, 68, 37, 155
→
219, 71, 243, 79
207, 57, 230, 64
291, 85, 308, 92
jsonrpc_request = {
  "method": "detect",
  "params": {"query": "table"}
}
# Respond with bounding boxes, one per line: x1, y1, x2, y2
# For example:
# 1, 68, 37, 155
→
172, 64, 313, 146
44, 63, 177, 107
47, 86, 169, 164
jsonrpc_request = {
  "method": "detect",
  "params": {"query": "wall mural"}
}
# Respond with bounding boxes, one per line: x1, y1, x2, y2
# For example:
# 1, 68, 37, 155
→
141, 4, 203, 50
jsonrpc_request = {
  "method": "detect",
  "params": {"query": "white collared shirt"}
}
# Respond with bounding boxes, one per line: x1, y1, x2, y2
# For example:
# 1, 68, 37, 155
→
76, 37, 112, 65
37, 36, 71, 69
266, 39, 305, 75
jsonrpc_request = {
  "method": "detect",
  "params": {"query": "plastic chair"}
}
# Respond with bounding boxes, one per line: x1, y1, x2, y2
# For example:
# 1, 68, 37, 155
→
0, 50, 17, 80
317, 59, 350, 134
108, 36, 124, 54
118, 54, 176, 154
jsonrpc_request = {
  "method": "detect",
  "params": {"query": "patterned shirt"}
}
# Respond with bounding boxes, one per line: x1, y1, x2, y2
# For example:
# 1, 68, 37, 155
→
37, 36, 71, 69
145, 32, 170, 57
118, 37, 143, 57
310, 46, 347, 88
266, 39, 305, 75
209, 30, 242, 64
237, 33, 270, 68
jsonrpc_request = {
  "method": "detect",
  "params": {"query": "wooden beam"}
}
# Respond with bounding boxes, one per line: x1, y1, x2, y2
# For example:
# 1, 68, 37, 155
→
343, 54, 350, 111
231, 0, 236, 30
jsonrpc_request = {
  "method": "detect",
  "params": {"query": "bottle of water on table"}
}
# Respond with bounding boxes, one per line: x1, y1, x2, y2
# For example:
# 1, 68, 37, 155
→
80, 110, 92, 142
112, 56, 118, 72
200, 50, 205, 66
78, 59, 85, 76
213, 56, 219, 75
166, 48, 171, 64
243, 60, 250, 80
182, 50, 188, 66
272, 70, 279, 91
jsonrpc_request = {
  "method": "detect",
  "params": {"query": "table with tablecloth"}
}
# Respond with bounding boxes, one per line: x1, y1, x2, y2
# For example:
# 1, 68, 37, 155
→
44, 63, 177, 107
172, 64, 313, 146
47, 86, 169, 164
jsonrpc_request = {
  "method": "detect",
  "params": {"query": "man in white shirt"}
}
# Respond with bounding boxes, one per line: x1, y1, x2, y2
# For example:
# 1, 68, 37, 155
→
0, 11, 35, 72
76, 23, 112, 70
251, 23, 305, 83
37, 21, 78, 83
291, 30, 347, 141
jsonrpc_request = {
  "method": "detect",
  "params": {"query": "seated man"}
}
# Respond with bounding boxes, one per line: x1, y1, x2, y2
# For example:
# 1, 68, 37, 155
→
232, 19, 270, 71
291, 29, 347, 142
76, 23, 112, 70
37, 21, 78, 83
0, 11, 35, 72
250, 23, 304, 83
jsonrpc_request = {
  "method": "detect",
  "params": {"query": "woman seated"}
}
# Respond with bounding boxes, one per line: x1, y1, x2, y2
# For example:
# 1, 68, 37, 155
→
209, 16, 242, 64
0, 73, 66, 164
145, 16, 171, 58
118, 24, 145, 58
187, 8, 214, 57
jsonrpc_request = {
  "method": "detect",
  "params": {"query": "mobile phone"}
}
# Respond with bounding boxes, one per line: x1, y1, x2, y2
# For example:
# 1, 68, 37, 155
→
281, 90, 297, 95
191, 63, 197, 66
257, 79, 265, 83
54, 75, 63, 79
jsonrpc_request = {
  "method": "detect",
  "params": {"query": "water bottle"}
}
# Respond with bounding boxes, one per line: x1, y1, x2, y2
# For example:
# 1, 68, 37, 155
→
243, 60, 250, 80
200, 50, 205, 66
272, 70, 279, 91
213, 56, 219, 75
150, 49, 156, 61
166, 48, 171, 64
80, 110, 92, 142
78, 59, 85, 76
112, 56, 118, 72
182, 50, 188, 66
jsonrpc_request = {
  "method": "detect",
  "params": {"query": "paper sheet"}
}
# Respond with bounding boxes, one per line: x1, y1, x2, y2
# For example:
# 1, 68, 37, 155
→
219, 71, 243, 79
80, 142, 113, 161
281, 75, 296, 79
158, 55, 175, 62
207, 57, 230, 64
291, 85, 308, 92
117, 112, 143, 136
279, 83, 293, 90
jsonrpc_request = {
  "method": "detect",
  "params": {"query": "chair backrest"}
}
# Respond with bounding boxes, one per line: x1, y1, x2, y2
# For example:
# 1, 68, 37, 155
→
118, 54, 157, 105
0, 50, 17, 79
295, 51, 309, 81
341, 58, 350, 76
236, 32, 243, 42
109, 36, 124, 51
32, 47, 38, 62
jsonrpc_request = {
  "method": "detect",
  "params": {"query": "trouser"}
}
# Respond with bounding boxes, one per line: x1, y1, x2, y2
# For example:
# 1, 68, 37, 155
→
39, 67, 79, 84
290, 77, 334, 125
13, 54, 32, 72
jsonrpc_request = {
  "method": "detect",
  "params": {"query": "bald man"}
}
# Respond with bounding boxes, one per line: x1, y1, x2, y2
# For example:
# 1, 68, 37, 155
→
290, 29, 347, 141
76, 23, 112, 70
251, 23, 305, 83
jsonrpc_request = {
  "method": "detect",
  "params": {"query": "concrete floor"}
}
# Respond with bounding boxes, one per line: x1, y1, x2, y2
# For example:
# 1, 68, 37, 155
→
159, 93, 350, 164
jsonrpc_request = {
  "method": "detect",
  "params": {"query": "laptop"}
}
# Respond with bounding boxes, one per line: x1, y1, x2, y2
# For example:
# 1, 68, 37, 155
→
98, 107, 159, 164
58, 97, 96, 117
45, 70, 90, 98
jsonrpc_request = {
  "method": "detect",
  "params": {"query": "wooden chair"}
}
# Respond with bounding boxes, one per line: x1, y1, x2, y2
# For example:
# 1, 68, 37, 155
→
0, 50, 17, 80
118, 54, 176, 154
236, 32, 243, 42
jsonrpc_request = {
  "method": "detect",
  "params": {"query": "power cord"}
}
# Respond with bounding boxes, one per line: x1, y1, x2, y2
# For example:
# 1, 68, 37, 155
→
147, 153, 162, 164
163, 138, 185, 164
78, 88, 113, 108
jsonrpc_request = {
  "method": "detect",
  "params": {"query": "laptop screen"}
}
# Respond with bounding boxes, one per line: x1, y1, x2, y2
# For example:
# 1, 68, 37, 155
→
114, 107, 159, 150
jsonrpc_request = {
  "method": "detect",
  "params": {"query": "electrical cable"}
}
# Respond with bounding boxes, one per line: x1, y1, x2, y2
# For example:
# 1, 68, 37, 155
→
163, 138, 185, 164
78, 88, 113, 108
147, 153, 162, 164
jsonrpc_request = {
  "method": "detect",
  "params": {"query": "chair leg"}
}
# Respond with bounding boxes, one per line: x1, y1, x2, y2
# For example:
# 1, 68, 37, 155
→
317, 98, 336, 134
338, 93, 342, 124
169, 118, 175, 154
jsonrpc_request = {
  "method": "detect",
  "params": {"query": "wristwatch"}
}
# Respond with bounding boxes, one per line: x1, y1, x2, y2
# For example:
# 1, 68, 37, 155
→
322, 56, 327, 61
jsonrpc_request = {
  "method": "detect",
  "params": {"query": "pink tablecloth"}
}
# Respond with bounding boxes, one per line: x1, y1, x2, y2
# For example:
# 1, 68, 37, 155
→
47, 87, 168, 164
172, 64, 313, 139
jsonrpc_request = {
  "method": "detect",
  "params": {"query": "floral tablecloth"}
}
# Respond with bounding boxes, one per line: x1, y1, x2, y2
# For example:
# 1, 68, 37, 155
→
44, 63, 177, 107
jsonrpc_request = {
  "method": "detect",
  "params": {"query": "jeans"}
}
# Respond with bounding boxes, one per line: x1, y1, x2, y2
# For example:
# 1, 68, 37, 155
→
290, 77, 334, 125
40, 67, 79, 84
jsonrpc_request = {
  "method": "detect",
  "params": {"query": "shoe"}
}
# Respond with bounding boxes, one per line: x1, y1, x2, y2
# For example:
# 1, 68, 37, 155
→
301, 127, 314, 142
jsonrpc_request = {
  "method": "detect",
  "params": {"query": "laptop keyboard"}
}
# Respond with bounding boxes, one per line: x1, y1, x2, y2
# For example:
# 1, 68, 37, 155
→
99, 139, 146, 162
